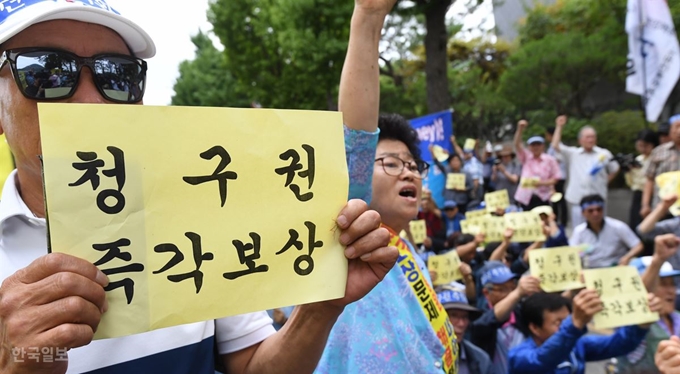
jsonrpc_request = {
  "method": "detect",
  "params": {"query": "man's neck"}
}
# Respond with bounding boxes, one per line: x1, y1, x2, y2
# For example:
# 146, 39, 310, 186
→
16, 169, 45, 218
588, 220, 604, 233
382, 217, 409, 235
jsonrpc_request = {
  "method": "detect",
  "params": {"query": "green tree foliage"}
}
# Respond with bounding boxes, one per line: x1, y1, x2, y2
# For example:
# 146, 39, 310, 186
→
171, 32, 249, 107
207, 0, 352, 110
500, 0, 628, 117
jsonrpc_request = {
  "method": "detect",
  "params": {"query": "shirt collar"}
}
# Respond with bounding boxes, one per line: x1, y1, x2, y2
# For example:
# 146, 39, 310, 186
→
586, 217, 606, 232
0, 170, 45, 228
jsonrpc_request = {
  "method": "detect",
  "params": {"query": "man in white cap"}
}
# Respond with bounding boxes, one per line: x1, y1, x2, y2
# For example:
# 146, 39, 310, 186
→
0, 0, 398, 373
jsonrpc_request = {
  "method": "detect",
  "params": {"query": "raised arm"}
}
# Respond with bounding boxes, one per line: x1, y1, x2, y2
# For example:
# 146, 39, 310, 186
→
338, 1, 392, 132
493, 276, 540, 321
642, 234, 680, 292
489, 229, 514, 262
514, 120, 527, 154
638, 195, 677, 235
451, 135, 464, 158
551, 115, 567, 153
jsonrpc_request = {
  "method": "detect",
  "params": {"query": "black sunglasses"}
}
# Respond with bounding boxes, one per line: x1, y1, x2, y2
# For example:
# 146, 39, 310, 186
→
0, 47, 147, 103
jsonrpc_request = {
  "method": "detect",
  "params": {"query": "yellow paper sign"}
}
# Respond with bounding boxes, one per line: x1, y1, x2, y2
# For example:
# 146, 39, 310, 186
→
432, 145, 450, 162
583, 266, 659, 329
656, 171, 680, 216
485, 189, 510, 212
409, 219, 427, 244
461, 215, 504, 242
463, 138, 476, 151
465, 209, 488, 220
504, 212, 546, 242
446, 173, 466, 190
428, 250, 462, 286
529, 246, 584, 292
38, 104, 349, 339
520, 177, 540, 189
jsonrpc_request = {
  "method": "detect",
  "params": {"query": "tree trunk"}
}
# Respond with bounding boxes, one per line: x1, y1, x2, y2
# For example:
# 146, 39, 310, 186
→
424, 0, 452, 113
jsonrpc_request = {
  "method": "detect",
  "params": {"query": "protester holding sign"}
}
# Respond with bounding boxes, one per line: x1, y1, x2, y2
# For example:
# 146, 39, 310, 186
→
508, 290, 660, 374
430, 146, 475, 213
491, 145, 521, 206
0, 0, 397, 373
637, 194, 680, 272
617, 234, 680, 374
451, 135, 485, 206
643, 115, 680, 219
513, 119, 562, 211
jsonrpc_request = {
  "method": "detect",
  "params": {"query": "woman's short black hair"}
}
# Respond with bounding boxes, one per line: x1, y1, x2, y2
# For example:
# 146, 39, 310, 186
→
378, 113, 422, 161
636, 128, 660, 147
521, 292, 571, 331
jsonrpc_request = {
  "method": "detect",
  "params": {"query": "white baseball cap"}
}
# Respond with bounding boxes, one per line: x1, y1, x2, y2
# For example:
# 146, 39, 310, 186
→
0, 0, 155, 58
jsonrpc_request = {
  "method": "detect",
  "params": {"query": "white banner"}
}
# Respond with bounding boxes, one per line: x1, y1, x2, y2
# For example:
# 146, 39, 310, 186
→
626, 0, 680, 122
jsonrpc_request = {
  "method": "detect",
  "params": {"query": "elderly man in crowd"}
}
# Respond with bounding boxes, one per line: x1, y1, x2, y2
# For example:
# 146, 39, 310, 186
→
513, 119, 561, 211
551, 115, 620, 228
0, 0, 397, 373
569, 194, 643, 268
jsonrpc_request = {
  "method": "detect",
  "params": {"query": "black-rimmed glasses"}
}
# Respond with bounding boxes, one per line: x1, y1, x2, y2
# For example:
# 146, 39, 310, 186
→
0, 47, 147, 103
375, 156, 429, 179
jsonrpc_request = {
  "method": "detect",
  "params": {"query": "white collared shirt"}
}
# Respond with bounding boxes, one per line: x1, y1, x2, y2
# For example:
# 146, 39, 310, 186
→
558, 145, 619, 204
569, 217, 641, 268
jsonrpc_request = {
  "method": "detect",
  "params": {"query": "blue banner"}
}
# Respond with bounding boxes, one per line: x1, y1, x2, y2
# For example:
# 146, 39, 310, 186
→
409, 110, 454, 209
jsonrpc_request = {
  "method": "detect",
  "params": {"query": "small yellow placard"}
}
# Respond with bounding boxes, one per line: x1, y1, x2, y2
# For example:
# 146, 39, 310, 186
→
465, 209, 488, 220
446, 173, 466, 190
520, 177, 540, 190
485, 189, 510, 212
583, 266, 659, 330
529, 246, 584, 292
504, 212, 546, 243
656, 171, 680, 216
38, 104, 349, 339
428, 250, 462, 285
432, 145, 450, 162
463, 138, 476, 151
461, 215, 505, 242
409, 219, 427, 244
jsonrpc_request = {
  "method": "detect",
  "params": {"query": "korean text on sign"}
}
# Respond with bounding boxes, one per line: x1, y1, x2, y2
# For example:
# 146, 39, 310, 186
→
38, 104, 349, 339
529, 246, 584, 292
583, 266, 658, 329
409, 219, 427, 245
485, 189, 510, 212
504, 212, 546, 243
427, 250, 462, 286
446, 173, 466, 190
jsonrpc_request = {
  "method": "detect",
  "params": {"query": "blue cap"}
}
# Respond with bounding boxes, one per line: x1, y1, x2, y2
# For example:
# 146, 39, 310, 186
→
480, 261, 518, 286
630, 256, 680, 278
444, 200, 458, 209
437, 288, 481, 316
527, 136, 545, 145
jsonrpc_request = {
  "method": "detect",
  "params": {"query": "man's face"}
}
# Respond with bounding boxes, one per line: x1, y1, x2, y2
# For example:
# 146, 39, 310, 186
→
582, 204, 604, 226
671, 121, 680, 144
579, 128, 597, 150
531, 306, 570, 344
370, 139, 422, 229
483, 279, 516, 306
0, 20, 132, 215
655, 276, 677, 316
447, 309, 470, 341
544, 132, 553, 142
463, 151, 472, 161
528, 142, 544, 156
444, 207, 458, 218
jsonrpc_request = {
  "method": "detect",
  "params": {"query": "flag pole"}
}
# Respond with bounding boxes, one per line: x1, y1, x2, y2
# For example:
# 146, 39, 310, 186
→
639, 0, 649, 126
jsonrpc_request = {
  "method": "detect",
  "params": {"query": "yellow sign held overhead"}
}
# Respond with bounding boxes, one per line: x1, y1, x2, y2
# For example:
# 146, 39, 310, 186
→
428, 250, 463, 286
446, 173, 466, 190
409, 219, 428, 245
583, 266, 658, 330
529, 246, 584, 292
463, 138, 476, 151
485, 189, 510, 213
656, 171, 680, 216
38, 104, 349, 339
504, 212, 546, 243
432, 145, 450, 163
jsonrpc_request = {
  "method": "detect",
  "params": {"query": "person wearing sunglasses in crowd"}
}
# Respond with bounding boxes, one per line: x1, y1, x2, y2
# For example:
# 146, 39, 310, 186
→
569, 194, 643, 268
0, 0, 400, 373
